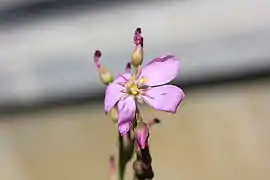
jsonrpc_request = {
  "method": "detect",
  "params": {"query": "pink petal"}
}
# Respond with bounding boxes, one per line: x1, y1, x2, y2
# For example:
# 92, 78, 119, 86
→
135, 122, 149, 149
117, 96, 136, 135
140, 55, 180, 86
104, 73, 131, 113
142, 85, 185, 113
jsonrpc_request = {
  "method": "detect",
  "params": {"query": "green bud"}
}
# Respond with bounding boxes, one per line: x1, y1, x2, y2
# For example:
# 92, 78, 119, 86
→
99, 67, 114, 85
131, 48, 143, 67
108, 107, 118, 123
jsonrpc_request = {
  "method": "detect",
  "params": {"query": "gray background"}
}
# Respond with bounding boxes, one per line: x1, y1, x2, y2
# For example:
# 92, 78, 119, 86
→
0, 0, 270, 105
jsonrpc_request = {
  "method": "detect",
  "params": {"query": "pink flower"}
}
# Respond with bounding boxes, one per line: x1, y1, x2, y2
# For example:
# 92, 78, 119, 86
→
104, 55, 185, 135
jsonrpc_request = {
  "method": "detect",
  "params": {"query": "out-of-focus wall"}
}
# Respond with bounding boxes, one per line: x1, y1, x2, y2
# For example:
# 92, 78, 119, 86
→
1, 0, 270, 105
0, 80, 270, 180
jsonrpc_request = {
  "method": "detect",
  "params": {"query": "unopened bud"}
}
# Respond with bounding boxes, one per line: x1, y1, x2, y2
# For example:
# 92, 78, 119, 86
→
131, 28, 144, 67
131, 47, 143, 67
108, 107, 118, 123
99, 67, 114, 85
93, 50, 114, 85
135, 122, 149, 149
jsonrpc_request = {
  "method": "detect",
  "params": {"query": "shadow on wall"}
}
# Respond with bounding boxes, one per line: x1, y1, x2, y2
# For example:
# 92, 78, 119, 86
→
0, 80, 270, 180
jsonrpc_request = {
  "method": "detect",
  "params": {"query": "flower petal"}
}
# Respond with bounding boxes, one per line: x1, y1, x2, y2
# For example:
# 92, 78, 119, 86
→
142, 85, 185, 113
118, 122, 130, 136
104, 73, 131, 113
117, 96, 136, 135
141, 55, 180, 86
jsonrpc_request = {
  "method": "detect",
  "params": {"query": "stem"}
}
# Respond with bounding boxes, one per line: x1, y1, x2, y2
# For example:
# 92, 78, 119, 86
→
134, 67, 139, 77
135, 108, 143, 123
118, 133, 125, 180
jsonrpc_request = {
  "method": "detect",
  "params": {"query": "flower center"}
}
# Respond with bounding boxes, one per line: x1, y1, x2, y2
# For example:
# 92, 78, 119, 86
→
125, 76, 147, 96
126, 82, 140, 95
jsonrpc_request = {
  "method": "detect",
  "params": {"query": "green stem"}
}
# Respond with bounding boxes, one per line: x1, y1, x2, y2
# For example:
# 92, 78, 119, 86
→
118, 133, 125, 180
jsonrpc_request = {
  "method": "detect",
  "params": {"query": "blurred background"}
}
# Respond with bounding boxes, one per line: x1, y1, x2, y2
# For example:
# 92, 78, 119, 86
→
1, 0, 270, 180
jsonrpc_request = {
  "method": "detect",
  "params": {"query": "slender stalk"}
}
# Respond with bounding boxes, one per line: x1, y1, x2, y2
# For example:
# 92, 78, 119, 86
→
118, 133, 125, 180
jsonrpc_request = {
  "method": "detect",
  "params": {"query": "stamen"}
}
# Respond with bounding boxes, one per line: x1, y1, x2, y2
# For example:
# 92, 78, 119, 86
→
138, 78, 147, 85
142, 93, 154, 99
117, 82, 126, 87
119, 74, 129, 82
120, 94, 129, 100
140, 88, 150, 92
131, 90, 139, 95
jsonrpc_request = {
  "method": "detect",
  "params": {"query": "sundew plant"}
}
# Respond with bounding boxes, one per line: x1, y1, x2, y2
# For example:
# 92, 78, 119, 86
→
94, 28, 185, 180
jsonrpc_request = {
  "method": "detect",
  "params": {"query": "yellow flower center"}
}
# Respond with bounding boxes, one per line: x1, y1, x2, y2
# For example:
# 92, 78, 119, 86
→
125, 76, 147, 96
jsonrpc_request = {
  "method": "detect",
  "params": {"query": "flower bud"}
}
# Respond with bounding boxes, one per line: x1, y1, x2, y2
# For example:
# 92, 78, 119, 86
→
93, 50, 114, 85
99, 67, 114, 85
131, 28, 144, 67
131, 47, 143, 67
108, 107, 118, 123
134, 122, 149, 149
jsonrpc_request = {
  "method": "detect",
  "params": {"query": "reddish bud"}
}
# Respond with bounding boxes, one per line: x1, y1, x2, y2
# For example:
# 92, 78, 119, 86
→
135, 122, 149, 149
